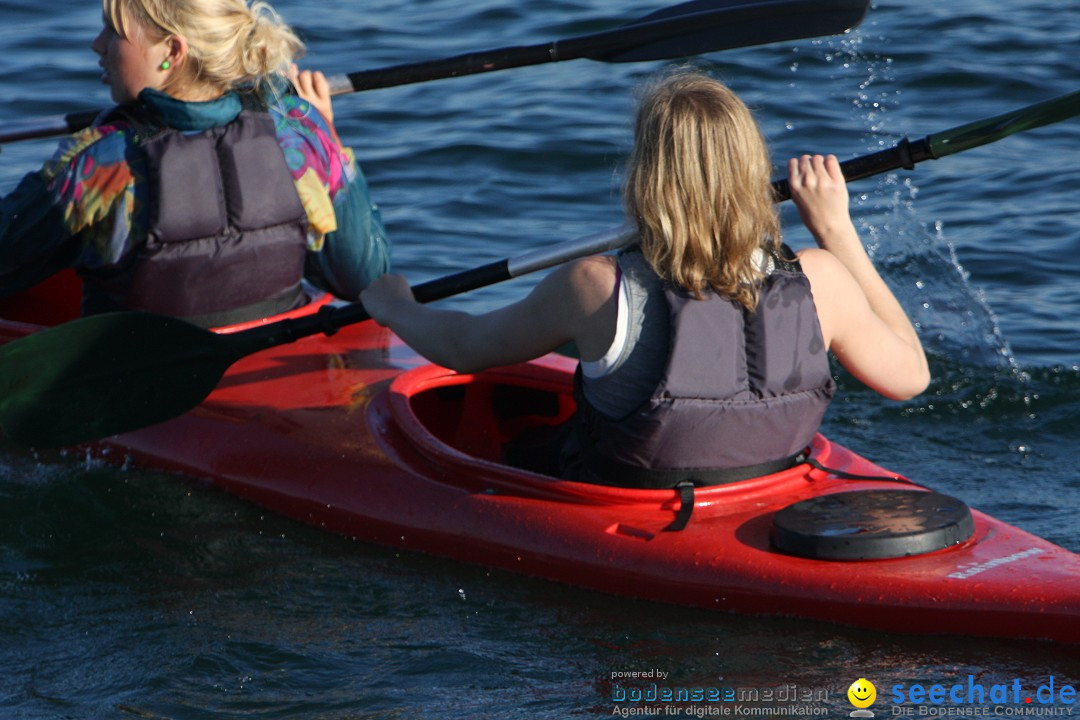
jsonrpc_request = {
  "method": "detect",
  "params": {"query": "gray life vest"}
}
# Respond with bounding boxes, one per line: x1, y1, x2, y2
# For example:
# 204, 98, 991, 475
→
572, 251, 836, 489
81, 110, 310, 327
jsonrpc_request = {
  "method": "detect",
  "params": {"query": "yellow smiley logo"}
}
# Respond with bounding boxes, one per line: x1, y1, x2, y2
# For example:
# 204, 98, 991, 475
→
848, 678, 877, 709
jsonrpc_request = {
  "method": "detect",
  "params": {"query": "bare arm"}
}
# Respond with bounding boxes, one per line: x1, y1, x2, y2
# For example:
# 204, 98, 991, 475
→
359, 256, 617, 374
790, 154, 930, 400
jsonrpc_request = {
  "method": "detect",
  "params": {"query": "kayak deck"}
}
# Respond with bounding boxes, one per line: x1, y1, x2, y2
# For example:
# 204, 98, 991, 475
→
382, 360, 1080, 641
94, 326, 1080, 643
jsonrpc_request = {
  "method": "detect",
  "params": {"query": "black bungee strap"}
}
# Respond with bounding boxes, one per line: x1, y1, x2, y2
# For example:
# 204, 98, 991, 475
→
578, 446, 807, 533
803, 456, 942, 495
665, 482, 696, 532
804, 457, 908, 484
580, 451, 809, 533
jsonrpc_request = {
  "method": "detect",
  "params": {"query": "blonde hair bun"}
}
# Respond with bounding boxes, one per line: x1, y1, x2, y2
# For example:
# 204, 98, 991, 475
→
239, 1, 305, 80
105, 0, 306, 93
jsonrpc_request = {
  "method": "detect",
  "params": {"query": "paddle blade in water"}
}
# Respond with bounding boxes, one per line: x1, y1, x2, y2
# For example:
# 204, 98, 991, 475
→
0, 313, 242, 447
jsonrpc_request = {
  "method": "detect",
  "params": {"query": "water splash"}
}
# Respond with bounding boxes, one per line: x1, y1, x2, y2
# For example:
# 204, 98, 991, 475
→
806, 19, 1021, 372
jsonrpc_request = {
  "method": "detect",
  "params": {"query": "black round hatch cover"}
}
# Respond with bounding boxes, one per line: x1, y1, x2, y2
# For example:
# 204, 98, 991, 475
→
770, 489, 975, 560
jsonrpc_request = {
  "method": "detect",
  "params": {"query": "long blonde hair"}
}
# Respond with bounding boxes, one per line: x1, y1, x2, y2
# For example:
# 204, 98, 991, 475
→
104, 0, 304, 95
625, 70, 781, 310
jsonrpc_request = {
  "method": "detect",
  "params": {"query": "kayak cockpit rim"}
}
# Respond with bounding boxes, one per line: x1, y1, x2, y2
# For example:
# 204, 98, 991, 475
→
382, 359, 871, 505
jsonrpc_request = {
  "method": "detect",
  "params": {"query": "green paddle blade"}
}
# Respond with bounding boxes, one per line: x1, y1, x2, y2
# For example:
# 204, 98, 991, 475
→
928, 89, 1080, 158
0, 312, 256, 447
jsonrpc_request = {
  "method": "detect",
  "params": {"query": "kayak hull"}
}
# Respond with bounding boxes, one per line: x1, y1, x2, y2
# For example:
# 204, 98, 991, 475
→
2, 286, 1078, 644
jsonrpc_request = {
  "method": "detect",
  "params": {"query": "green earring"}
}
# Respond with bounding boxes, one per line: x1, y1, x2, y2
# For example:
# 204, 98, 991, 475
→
160, 60, 170, 70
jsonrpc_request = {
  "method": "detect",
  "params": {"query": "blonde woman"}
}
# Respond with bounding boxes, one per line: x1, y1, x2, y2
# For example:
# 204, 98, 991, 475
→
0, 0, 389, 327
361, 71, 929, 486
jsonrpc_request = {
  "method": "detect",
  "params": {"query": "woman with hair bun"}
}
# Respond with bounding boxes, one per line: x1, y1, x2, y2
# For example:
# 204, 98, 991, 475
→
360, 70, 929, 486
0, 0, 389, 327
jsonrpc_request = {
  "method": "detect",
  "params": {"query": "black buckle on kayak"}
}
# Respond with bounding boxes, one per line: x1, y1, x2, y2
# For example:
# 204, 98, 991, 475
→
664, 482, 695, 532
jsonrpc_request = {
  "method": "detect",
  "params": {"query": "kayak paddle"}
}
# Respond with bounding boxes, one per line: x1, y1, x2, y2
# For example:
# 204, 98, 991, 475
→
0, 0, 869, 144
326, 0, 871, 92
2, 91, 1076, 447
0, 227, 636, 448
772, 89, 1080, 200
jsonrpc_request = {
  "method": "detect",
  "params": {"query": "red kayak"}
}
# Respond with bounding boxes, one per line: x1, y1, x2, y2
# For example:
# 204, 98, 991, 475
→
2, 273, 1079, 644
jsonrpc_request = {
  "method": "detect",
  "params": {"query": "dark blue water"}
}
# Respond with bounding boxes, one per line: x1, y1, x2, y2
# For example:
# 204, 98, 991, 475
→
2, 0, 1079, 717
